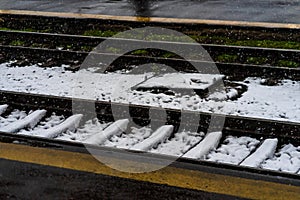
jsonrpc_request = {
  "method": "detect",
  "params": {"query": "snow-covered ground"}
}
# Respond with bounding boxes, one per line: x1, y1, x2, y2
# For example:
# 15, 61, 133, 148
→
150, 131, 204, 156
0, 109, 46, 133
0, 62, 299, 174
205, 136, 260, 165
0, 109, 27, 127
104, 126, 153, 149
0, 62, 299, 123
240, 138, 278, 168
262, 144, 300, 173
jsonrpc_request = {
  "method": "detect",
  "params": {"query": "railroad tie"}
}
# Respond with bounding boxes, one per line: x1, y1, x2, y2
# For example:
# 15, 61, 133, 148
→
0, 104, 8, 115
37, 114, 83, 139
183, 131, 222, 159
0, 110, 46, 133
84, 119, 129, 145
240, 138, 278, 168
131, 125, 174, 151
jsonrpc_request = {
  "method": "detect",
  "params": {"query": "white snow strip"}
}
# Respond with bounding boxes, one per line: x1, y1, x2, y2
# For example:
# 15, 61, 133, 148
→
0, 110, 46, 133
37, 114, 83, 138
0, 105, 8, 115
131, 125, 174, 151
84, 119, 129, 145
261, 144, 300, 173
1, 63, 300, 123
183, 131, 222, 159
240, 138, 278, 168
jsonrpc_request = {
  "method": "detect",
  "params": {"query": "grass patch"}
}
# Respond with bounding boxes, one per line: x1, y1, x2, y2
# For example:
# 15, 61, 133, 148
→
130, 50, 178, 58
131, 49, 149, 55
231, 39, 300, 50
31, 43, 44, 48
9, 40, 25, 46
66, 44, 74, 49
0, 27, 37, 32
80, 45, 93, 52
277, 60, 299, 68
162, 52, 177, 58
0, 27, 12, 31
83, 30, 119, 37
217, 54, 238, 63
193, 35, 300, 50
245, 56, 268, 65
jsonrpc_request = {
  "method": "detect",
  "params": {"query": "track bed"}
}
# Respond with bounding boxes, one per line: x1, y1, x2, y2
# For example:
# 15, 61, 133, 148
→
0, 91, 299, 177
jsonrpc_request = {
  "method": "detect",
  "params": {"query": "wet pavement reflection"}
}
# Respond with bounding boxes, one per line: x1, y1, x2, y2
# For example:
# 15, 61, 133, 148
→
0, 0, 300, 23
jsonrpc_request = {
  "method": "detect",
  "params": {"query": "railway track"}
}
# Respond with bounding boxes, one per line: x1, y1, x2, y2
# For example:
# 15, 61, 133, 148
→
0, 30, 299, 68
1, 43, 300, 82
0, 90, 299, 176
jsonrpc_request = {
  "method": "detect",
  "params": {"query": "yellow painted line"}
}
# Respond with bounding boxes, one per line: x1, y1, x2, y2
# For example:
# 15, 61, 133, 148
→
0, 142, 299, 199
1, 9, 300, 29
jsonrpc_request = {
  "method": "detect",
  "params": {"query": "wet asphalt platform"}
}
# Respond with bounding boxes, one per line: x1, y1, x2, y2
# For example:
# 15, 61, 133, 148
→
0, 0, 300, 24
0, 159, 245, 200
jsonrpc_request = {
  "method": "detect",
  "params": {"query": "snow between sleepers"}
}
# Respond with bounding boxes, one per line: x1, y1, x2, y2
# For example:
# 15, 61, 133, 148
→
0, 104, 299, 174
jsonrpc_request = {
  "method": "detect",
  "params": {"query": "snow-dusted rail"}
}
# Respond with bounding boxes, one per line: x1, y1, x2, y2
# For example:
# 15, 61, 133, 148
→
0, 104, 299, 175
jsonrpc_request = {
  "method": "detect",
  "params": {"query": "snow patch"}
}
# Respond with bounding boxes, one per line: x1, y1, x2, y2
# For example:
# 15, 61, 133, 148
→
150, 131, 204, 156
37, 114, 83, 138
0, 63, 299, 122
183, 131, 222, 159
84, 119, 129, 145
0, 110, 27, 127
206, 136, 260, 165
104, 126, 152, 148
0, 110, 46, 133
19, 113, 65, 136
135, 73, 224, 90
131, 125, 174, 151
57, 118, 109, 141
261, 144, 300, 173
0, 105, 8, 115
240, 138, 278, 168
